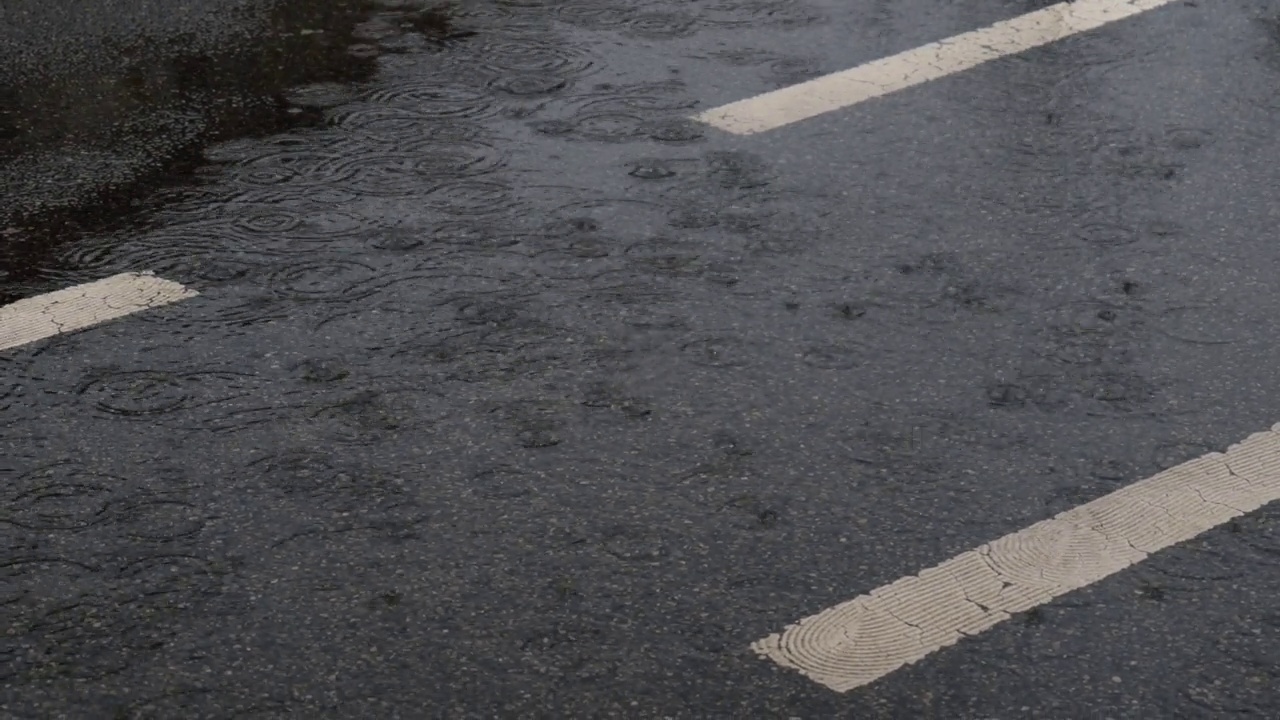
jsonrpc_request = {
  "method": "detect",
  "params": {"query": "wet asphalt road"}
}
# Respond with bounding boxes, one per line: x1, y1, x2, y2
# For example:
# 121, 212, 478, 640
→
4, 0, 1280, 717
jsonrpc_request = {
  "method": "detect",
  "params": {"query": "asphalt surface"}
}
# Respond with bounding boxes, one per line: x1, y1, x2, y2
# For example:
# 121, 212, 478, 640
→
4, 0, 1280, 717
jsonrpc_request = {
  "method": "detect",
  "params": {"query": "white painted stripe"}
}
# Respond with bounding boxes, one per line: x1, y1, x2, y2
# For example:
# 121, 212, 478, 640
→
0, 272, 197, 352
694, 0, 1179, 135
754, 424, 1280, 692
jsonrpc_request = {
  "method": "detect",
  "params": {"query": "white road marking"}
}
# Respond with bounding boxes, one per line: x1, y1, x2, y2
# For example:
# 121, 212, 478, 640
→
694, 0, 1179, 135
754, 424, 1280, 692
0, 272, 197, 352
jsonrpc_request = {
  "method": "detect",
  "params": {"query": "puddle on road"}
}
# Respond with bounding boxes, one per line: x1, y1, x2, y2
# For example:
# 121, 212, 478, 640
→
0, 0, 465, 303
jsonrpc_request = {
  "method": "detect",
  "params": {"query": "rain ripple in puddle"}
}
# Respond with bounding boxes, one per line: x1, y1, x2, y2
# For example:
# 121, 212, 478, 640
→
77, 370, 263, 419
466, 32, 598, 80
301, 387, 448, 445
6, 464, 126, 531
311, 139, 507, 197
366, 82, 500, 120
527, 80, 697, 143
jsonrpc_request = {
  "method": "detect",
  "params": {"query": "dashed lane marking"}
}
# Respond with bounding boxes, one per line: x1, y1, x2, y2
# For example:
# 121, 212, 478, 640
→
0, 272, 197, 352
694, 0, 1180, 135
754, 424, 1280, 692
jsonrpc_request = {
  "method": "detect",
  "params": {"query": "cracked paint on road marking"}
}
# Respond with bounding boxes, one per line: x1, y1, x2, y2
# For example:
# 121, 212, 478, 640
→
754, 424, 1280, 692
694, 0, 1180, 135
0, 272, 197, 352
